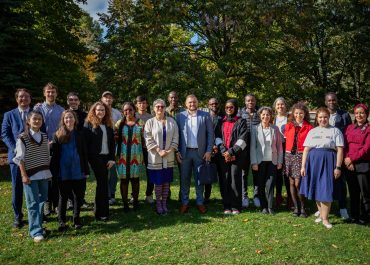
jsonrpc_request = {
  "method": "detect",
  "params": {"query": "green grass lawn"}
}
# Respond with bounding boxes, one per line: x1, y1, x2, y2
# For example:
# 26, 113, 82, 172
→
0, 169, 369, 265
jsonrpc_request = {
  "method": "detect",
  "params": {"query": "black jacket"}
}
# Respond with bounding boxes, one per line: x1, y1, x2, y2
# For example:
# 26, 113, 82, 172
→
215, 117, 249, 163
83, 122, 115, 161
333, 109, 352, 133
50, 130, 89, 177
73, 109, 87, 131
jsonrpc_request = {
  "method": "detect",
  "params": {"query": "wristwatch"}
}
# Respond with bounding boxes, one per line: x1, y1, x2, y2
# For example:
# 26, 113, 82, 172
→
335, 166, 342, 170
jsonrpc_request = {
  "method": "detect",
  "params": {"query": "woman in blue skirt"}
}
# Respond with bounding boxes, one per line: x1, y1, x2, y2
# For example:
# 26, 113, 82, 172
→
300, 107, 344, 229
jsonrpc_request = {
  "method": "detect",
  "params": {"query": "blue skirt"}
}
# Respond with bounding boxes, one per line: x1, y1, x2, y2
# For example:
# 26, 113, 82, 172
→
300, 148, 339, 202
148, 168, 173, 185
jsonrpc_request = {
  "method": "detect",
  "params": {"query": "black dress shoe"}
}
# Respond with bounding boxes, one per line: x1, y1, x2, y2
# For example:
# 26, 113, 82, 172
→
74, 223, 83, 230
261, 208, 269, 214
13, 219, 23, 228
58, 224, 69, 232
96, 216, 108, 222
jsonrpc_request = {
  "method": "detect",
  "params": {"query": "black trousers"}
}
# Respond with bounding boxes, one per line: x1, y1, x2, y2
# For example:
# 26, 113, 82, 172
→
58, 179, 85, 225
258, 161, 276, 209
346, 168, 370, 220
89, 155, 110, 218
220, 160, 243, 210
242, 155, 259, 199
47, 172, 59, 211
204, 153, 223, 200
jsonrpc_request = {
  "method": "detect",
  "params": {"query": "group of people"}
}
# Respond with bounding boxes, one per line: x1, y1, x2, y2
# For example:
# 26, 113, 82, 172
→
1, 84, 369, 242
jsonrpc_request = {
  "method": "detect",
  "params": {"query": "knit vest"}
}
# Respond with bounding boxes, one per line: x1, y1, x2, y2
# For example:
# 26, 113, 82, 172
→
20, 132, 50, 176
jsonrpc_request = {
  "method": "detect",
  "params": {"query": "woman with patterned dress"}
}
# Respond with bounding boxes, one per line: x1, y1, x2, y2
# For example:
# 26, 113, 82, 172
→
116, 102, 146, 211
284, 103, 313, 217
145, 99, 179, 214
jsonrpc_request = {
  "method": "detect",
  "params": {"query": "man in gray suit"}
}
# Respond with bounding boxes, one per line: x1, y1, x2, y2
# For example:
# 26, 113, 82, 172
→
176, 95, 214, 213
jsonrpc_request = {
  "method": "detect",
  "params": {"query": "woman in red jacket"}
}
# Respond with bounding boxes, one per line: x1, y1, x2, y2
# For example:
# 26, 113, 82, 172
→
284, 103, 313, 217
344, 104, 370, 224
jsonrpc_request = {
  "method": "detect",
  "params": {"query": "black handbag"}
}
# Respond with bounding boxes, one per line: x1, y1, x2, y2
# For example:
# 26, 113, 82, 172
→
197, 161, 218, 185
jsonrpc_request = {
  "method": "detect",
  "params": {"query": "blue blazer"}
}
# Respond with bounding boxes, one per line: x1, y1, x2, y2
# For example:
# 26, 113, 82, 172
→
1, 108, 28, 163
176, 110, 214, 158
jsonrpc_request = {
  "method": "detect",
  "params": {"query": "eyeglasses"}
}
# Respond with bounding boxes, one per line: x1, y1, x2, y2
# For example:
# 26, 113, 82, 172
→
155, 106, 165, 109
225, 106, 234, 109
68, 98, 79, 101
123, 109, 133, 112
209, 103, 218, 106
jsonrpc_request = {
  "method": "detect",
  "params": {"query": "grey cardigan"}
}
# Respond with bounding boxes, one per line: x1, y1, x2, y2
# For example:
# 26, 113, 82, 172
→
250, 124, 283, 165
144, 117, 179, 170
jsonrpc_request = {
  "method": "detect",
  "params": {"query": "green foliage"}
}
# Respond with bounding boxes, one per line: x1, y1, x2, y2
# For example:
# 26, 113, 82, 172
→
0, 0, 98, 110
96, 0, 370, 109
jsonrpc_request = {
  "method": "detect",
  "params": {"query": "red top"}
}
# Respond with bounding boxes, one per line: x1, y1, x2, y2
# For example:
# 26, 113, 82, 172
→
344, 123, 370, 162
284, 121, 313, 153
223, 116, 238, 149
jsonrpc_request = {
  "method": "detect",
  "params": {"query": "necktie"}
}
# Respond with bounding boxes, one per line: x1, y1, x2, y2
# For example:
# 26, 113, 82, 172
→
21, 111, 27, 126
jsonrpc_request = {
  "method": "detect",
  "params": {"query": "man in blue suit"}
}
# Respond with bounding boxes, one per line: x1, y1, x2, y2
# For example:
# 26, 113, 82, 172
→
1, 88, 31, 228
176, 95, 214, 214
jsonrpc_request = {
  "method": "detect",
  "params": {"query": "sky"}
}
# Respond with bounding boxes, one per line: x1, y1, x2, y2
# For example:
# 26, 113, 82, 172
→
78, 0, 108, 22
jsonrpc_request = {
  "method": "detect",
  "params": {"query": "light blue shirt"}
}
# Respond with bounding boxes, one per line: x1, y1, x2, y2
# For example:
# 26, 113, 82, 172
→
35, 102, 64, 141
186, 112, 198, 148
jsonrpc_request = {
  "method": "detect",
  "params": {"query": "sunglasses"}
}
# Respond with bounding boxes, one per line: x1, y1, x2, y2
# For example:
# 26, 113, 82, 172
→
155, 105, 165, 109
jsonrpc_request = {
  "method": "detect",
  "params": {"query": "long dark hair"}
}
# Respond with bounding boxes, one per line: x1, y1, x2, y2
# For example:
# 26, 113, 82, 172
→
24, 111, 43, 144
55, 110, 78, 144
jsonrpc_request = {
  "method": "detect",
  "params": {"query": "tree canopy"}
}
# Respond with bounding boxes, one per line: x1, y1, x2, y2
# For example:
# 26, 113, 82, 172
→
1, 1, 369, 111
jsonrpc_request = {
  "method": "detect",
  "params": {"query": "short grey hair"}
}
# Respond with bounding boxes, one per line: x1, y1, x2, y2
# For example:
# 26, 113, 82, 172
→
273, 97, 287, 111
153, 98, 166, 109
258, 106, 273, 116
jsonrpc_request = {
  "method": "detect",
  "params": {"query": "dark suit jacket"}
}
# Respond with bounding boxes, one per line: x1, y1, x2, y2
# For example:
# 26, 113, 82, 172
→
83, 122, 115, 161
1, 108, 28, 163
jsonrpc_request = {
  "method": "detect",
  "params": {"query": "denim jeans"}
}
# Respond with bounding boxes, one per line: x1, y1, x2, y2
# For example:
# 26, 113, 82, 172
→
10, 163, 23, 220
180, 149, 204, 205
108, 164, 118, 199
23, 179, 48, 238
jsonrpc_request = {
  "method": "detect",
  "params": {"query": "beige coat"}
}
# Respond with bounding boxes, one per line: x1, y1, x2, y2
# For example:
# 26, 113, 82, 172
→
144, 117, 179, 170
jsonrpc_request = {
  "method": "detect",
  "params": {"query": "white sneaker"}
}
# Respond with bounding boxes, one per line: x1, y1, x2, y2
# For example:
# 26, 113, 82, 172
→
340, 208, 349, 220
145, 195, 154, 204
33, 235, 44, 243
253, 197, 261, 208
315, 217, 322, 223
323, 222, 333, 229
314, 211, 320, 217
242, 198, 249, 208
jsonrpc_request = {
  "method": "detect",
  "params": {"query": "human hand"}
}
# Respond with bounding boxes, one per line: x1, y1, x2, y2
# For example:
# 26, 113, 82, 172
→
300, 167, 305, 177
344, 157, 352, 167
334, 168, 341, 179
277, 163, 282, 170
176, 152, 182, 163
22, 175, 31, 185
203, 152, 212, 161
107, 161, 115, 169
159, 150, 168, 157
252, 164, 258, 171
346, 164, 354, 171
